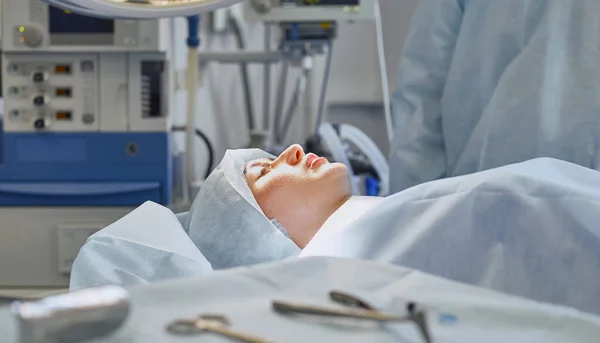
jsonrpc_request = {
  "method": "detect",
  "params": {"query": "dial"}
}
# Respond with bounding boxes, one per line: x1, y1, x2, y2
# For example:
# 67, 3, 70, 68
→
33, 117, 50, 130
31, 71, 48, 84
18, 25, 44, 48
32, 95, 49, 107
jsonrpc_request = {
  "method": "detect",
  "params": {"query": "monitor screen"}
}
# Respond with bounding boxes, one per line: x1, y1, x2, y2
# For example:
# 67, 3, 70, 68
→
48, 6, 115, 34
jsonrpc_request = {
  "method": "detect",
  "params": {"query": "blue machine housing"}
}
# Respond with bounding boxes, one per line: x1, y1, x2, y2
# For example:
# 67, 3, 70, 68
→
0, 120, 172, 206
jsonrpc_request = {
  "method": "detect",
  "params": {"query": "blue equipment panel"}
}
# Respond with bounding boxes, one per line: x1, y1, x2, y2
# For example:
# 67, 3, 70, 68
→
0, 121, 172, 206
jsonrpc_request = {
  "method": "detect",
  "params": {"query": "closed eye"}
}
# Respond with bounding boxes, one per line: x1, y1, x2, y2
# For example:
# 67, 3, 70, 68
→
259, 165, 270, 177
244, 158, 274, 181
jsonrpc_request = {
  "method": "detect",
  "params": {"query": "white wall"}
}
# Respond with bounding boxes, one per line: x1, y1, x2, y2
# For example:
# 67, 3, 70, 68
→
329, 0, 419, 103
169, 0, 420, 179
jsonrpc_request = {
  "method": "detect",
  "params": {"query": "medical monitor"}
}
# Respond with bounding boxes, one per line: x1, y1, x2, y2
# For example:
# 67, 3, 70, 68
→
1, 0, 166, 52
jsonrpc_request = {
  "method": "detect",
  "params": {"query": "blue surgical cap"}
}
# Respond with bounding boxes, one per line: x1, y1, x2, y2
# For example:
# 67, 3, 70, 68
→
181, 148, 301, 270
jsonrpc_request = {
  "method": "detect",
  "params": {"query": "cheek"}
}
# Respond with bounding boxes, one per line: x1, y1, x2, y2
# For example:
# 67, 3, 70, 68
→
253, 172, 305, 217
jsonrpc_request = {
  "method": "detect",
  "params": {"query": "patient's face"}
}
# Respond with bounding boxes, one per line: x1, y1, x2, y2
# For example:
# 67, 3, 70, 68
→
244, 144, 352, 247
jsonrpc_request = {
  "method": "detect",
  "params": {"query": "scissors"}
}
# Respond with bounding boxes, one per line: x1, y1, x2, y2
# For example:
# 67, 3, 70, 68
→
166, 314, 282, 343
272, 290, 433, 343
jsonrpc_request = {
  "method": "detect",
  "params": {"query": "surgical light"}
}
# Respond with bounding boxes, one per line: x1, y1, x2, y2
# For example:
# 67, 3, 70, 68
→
41, 0, 243, 19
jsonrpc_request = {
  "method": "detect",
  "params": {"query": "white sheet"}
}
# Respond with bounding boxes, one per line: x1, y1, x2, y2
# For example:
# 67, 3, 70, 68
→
302, 158, 600, 314
2, 257, 599, 342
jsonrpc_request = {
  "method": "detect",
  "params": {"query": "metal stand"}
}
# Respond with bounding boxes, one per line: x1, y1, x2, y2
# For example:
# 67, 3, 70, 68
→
197, 22, 338, 152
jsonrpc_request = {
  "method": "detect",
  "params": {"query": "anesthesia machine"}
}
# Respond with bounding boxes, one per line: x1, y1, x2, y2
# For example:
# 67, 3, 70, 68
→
0, 0, 386, 290
0, 0, 188, 289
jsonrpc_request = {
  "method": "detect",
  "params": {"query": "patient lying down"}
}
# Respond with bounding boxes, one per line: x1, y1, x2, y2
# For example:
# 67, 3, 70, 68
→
182, 143, 600, 315
73, 142, 600, 315
180, 144, 367, 271
243, 144, 380, 248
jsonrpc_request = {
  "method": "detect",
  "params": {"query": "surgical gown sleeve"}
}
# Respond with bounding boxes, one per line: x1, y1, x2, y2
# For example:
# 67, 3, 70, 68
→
389, 0, 464, 193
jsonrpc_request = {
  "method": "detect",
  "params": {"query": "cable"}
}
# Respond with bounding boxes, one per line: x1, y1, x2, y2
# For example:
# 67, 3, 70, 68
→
263, 24, 272, 131
373, 0, 394, 141
278, 57, 312, 143
273, 60, 290, 143
313, 41, 334, 136
172, 126, 215, 179
277, 72, 305, 143
194, 129, 214, 179
228, 13, 256, 132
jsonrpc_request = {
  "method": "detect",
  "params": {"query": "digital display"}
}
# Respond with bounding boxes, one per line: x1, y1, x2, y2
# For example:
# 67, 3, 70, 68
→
55, 65, 72, 74
55, 111, 73, 120
141, 61, 166, 118
48, 6, 114, 34
55, 88, 72, 97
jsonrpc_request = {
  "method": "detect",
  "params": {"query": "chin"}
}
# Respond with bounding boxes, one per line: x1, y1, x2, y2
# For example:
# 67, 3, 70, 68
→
320, 162, 349, 177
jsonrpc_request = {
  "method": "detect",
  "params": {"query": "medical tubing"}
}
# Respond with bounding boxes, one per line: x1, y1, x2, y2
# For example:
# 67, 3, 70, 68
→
277, 74, 303, 142
172, 126, 215, 180
185, 15, 201, 205
278, 70, 308, 143
195, 129, 214, 179
314, 42, 334, 136
263, 24, 272, 131
340, 124, 390, 196
373, 0, 394, 141
228, 13, 256, 132
273, 60, 290, 144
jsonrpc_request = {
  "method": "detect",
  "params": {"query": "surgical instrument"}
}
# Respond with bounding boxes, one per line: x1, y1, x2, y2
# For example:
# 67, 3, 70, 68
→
166, 314, 282, 343
11, 285, 130, 343
272, 290, 432, 343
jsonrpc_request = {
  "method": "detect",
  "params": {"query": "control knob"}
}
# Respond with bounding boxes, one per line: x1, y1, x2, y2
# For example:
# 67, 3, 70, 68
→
33, 117, 50, 130
19, 25, 44, 48
30, 71, 48, 84
32, 95, 49, 107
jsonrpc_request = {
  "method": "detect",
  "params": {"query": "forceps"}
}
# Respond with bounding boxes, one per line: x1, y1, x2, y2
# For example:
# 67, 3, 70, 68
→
166, 314, 281, 343
272, 291, 433, 343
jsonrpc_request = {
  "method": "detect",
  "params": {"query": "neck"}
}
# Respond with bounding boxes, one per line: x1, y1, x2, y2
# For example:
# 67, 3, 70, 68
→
291, 195, 351, 248
299, 195, 383, 256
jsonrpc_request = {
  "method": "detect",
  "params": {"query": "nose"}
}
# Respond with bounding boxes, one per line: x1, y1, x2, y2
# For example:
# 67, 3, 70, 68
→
276, 144, 304, 166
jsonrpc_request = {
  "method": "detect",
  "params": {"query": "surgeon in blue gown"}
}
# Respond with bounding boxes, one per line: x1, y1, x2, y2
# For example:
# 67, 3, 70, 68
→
389, 0, 600, 193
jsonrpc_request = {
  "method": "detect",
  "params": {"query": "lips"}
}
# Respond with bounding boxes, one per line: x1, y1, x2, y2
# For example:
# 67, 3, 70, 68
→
305, 153, 327, 169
